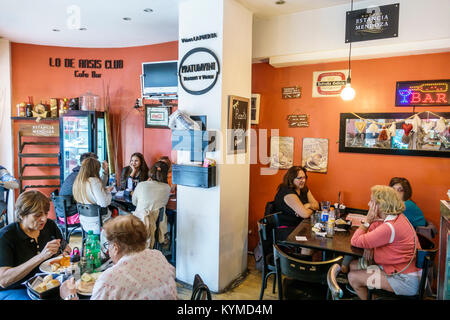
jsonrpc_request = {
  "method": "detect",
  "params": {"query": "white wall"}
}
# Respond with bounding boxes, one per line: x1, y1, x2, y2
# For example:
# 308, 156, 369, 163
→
253, 0, 450, 67
176, 0, 252, 292
0, 39, 14, 221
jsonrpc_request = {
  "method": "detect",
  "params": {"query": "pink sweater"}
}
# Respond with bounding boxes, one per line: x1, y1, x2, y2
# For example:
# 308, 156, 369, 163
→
351, 213, 421, 275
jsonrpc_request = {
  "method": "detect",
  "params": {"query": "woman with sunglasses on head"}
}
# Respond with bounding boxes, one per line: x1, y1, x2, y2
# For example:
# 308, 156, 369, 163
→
272, 166, 319, 227
389, 177, 426, 229
0, 190, 71, 300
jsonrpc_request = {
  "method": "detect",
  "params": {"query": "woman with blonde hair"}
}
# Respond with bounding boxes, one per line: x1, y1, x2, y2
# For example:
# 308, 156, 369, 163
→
60, 215, 177, 300
0, 190, 71, 300
73, 157, 114, 235
348, 185, 422, 300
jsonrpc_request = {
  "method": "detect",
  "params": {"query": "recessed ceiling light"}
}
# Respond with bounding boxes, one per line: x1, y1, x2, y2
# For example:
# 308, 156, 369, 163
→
123, 17, 132, 21
79, 27, 87, 31
52, 28, 60, 32
275, 0, 286, 4
143, 8, 153, 13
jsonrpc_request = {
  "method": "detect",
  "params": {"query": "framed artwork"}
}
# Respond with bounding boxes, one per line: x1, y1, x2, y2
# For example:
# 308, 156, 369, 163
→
302, 138, 329, 173
145, 106, 170, 128
270, 136, 294, 169
339, 112, 450, 158
251, 93, 260, 125
228, 95, 250, 154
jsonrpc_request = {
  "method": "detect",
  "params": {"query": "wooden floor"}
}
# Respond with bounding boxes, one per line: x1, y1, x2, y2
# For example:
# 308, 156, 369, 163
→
69, 235, 277, 300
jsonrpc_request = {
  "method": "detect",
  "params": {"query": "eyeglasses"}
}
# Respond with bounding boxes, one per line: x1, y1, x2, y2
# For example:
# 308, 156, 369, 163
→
295, 176, 306, 180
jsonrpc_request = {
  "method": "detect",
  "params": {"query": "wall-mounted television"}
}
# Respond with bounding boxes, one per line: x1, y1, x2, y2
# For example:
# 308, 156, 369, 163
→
141, 60, 178, 99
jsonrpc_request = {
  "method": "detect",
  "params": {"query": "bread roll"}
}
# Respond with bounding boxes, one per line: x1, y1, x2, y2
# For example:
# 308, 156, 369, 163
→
43, 274, 53, 283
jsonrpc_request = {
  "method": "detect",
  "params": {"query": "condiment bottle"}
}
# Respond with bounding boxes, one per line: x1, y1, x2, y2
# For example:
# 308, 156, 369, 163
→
327, 207, 336, 237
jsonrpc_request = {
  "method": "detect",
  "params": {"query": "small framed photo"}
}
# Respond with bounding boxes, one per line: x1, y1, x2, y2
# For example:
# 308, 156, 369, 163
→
251, 93, 260, 125
145, 106, 170, 128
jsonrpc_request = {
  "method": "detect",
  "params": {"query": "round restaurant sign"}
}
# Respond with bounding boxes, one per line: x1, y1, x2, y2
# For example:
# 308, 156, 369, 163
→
178, 47, 220, 95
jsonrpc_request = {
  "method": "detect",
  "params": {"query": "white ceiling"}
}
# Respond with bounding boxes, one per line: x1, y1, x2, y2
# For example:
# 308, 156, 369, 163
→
0, 0, 362, 48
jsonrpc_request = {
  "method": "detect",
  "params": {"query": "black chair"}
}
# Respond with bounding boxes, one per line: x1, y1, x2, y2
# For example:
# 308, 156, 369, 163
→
76, 203, 106, 255
273, 243, 343, 300
190, 274, 212, 300
327, 263, 344, 300
166, 209, 177, 266
0, 186, 9, 228
51, 194, 82, 243
416, 219, 438, 239
257, 213, 283, 300
367, 233, 438, 300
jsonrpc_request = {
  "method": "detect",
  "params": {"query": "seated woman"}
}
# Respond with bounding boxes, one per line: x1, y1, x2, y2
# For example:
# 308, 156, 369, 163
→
348, 185, 422, 300
120, 152, 149, 192
73, 157, 114, 236
0, 190, 71, 300
272, 165, 319, 227
132, 161, 171, 248
60, 214, 177, 300
389, 177, 426, 228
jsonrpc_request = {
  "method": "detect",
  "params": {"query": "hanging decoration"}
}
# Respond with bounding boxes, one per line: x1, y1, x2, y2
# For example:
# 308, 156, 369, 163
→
340, 111, 450, 157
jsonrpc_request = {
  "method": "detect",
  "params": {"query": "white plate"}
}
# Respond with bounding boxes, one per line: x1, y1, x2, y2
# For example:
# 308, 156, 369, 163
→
39, 256, 65, 274
76, 279, 92, 296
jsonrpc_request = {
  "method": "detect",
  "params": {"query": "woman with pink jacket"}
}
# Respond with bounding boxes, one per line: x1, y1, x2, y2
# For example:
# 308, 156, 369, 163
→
348, 185, 422, 300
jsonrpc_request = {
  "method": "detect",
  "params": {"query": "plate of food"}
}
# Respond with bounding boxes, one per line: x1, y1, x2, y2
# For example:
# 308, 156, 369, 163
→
76, 272, 102, 296
39, 255, 71, 274
334, 218, 352, 231
25, 274, 61, 299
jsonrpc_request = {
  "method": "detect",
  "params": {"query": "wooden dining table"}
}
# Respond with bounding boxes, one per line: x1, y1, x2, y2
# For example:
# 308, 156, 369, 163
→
279, 218, 364, 258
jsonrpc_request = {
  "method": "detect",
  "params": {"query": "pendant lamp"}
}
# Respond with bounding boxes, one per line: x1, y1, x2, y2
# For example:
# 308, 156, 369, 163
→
341, 0, 356, 101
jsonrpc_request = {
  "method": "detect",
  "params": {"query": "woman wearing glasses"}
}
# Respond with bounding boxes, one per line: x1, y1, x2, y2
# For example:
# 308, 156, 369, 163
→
389, 177, 426, 228
60, 215, 177, 300
272, 166, 319, 227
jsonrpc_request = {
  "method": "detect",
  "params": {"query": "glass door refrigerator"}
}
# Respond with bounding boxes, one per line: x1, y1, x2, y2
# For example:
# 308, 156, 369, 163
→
59, 110, 107, 182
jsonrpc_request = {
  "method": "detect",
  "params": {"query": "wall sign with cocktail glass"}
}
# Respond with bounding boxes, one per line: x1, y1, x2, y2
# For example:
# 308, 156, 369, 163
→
339, 112, 450, 158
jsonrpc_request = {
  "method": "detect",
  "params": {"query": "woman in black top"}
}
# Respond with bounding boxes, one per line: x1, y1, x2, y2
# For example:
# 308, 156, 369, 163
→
120, 152, 149, 191
273, 166, 319, 226
0, 190, 71, 300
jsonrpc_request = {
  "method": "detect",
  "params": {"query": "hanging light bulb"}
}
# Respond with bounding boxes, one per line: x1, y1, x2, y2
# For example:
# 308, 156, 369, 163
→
341, 81, 355, 100
341, 0, 355, 101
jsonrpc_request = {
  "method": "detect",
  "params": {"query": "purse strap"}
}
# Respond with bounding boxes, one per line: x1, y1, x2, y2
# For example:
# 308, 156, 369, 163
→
387, 216, 417, 276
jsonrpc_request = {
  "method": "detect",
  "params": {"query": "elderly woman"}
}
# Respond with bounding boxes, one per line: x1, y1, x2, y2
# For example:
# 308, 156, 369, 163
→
272, 165, 319, 227
389, 177, 426, 228
132, 161, 171, 248
0, 190, 71, 300
60, 215, 177, 300
348, 185, 422, 300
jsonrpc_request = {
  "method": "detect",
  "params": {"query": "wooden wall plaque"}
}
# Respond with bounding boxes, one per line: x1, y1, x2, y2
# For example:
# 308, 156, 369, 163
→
287, 114, 309, 127
282, 86, 302, 99
19, 123, 59, 137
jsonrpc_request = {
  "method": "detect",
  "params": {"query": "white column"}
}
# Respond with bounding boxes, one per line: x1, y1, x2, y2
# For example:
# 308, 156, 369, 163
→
177, 0, 252, 292
0, 39, 14, 222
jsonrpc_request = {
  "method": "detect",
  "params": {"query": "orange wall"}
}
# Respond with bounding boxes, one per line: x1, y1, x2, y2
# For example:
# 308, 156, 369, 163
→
248, 52, 450, 250
11, 42, 178, 217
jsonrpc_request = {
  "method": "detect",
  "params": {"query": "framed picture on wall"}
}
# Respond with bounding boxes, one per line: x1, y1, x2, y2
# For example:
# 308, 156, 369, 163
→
270, 136, 294, 169
251, 93, 260, 125
145, 106, 170, 128
302, 138, 329, 173
227, 95, 250, 154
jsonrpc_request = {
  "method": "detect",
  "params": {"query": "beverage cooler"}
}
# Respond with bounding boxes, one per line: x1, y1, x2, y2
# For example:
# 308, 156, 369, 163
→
59, 110, 107, 182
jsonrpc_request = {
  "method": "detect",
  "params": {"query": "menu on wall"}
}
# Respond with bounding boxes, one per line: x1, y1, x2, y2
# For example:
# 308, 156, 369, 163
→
287, 114, 309, 127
